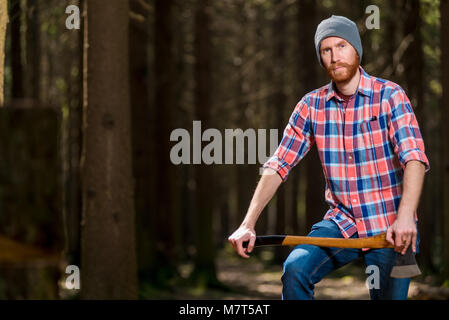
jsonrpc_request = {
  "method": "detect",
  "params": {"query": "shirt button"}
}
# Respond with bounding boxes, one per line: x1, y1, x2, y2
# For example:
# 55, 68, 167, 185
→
352, 199, 357, 203
348, 154, 353, 160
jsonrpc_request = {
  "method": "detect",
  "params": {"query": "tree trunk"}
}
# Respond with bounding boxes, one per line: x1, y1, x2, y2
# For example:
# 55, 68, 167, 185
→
10, 0, 24, 99
64, 0, 83, 268
402, 0, 433, 272
25, 0, 41, 102
129, 0, 154, 283
385, 0, 398, 76
234, 0, 256, 246
298, 0, 326, 232
81, 0, 138, 299
403, 0, 424, 115
152, 0, 179, 285
255, 3, 269, 238
0, 0, 8, 106
441, 0, 449, 280
190, 0, 219, 287
272, 2, 288, 264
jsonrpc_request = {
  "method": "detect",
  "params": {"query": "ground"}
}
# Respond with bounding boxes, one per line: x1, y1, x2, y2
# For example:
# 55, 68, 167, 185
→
146, 247, 449, 300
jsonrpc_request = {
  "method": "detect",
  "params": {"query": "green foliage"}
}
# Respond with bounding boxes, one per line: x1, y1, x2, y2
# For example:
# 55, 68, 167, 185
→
421, 0, 440, 26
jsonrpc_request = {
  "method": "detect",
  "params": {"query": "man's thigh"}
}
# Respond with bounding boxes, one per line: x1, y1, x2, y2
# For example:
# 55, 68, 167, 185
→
282, 219, 360, 285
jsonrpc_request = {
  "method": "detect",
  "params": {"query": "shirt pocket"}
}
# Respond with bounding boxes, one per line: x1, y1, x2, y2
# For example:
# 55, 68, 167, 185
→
359, 119, 390, 188
359, 119, 384, 148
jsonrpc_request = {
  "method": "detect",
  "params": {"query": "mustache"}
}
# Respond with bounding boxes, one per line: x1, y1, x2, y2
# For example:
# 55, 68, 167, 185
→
329, 63, 350, 70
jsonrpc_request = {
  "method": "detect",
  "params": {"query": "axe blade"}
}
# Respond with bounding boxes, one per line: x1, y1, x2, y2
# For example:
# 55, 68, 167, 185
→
390, 246, 421, 278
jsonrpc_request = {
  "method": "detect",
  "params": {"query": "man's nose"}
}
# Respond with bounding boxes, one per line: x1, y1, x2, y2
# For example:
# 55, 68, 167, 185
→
331, 50, 340, 63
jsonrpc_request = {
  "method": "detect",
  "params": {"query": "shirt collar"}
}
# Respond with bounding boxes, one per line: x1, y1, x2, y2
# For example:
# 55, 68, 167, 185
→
325, 65, 372, 102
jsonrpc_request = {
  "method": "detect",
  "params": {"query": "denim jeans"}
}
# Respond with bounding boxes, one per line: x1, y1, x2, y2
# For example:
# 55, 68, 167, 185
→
281, 219, 417, 300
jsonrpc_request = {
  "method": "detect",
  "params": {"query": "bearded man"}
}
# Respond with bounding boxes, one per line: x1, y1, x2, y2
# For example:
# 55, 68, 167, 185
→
228, 15, 430, 300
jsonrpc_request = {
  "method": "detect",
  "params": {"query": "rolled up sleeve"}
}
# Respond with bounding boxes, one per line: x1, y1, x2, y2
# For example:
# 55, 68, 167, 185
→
262, 97, 315, 182
388, 87, 430, 172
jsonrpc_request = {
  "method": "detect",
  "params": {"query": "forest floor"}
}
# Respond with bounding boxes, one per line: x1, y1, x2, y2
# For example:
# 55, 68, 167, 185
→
143, 246, 449, 300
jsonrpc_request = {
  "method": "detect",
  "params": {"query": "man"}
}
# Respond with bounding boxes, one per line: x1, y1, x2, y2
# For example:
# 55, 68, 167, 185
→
228, 15, 430, 300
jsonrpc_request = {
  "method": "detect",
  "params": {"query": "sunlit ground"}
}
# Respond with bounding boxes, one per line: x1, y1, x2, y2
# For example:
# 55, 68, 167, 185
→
141, 246, 449, 300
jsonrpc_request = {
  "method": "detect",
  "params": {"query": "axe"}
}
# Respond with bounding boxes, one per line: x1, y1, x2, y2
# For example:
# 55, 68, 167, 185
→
242, 233, 420, 278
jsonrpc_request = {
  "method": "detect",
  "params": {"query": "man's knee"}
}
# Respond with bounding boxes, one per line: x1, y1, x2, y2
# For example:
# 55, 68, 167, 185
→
282, 246, 315, 285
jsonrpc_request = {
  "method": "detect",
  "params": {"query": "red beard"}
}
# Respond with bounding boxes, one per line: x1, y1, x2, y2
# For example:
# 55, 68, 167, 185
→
325, 56, 359, 84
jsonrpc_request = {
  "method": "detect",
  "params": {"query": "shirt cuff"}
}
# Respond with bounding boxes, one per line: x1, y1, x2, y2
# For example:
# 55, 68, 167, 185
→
261, 157, 292, 182
399, 149, 430, 172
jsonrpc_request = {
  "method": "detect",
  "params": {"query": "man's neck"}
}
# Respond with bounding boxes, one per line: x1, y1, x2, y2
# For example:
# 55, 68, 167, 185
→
335, 67, 361, 96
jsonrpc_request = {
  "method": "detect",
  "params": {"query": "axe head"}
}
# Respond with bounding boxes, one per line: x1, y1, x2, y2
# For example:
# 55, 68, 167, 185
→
390, 246, 421, 278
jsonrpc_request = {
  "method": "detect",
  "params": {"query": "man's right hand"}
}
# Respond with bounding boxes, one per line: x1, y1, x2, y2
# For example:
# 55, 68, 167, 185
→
228, 225, 256, 258
227, 168, 281, 258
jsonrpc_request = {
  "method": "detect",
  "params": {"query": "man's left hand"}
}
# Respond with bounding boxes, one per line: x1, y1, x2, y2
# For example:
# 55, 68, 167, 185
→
386, 215, 417, 255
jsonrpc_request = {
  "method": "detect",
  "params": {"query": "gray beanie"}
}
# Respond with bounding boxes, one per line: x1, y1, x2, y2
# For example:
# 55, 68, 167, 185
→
314, 15, 362, 67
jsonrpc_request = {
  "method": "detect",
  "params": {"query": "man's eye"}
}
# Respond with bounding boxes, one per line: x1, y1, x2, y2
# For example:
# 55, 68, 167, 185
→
340, 44, 345, 48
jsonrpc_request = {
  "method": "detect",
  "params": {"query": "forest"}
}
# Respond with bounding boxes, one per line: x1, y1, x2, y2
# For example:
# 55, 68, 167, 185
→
0, 0, 448, 300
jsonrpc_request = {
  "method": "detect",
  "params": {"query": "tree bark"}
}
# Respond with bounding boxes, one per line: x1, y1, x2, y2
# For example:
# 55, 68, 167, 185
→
298, 0, 327, 232
10, 0, 24, 98
272, 2, 288, 264
402, 0, 433, 272
25, 0, 41, 102
191, 0, 219, 286
64, 0, 83, 268
81, 0, 138, 299
0, 0, 8, 106
129, 0, 154, 282
152, 0, 179, 285
441, 0, 449, 279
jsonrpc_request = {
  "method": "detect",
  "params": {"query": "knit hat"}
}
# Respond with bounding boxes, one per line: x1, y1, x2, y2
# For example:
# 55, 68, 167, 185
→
314, 15, 363, 67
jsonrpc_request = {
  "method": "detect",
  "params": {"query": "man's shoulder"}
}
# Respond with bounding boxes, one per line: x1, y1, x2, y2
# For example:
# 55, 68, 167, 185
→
369, 73, 406, 97
301, 84, 330, 101
367, 73, 412, 112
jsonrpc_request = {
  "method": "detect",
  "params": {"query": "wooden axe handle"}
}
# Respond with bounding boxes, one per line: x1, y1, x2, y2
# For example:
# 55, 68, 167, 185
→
243, 233, 394, 249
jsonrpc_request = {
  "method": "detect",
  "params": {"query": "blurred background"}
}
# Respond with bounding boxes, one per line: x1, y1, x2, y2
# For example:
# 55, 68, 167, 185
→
0, 0, 448, 299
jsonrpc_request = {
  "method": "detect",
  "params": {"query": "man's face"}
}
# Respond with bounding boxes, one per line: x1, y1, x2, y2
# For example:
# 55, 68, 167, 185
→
320, 37, 359, 84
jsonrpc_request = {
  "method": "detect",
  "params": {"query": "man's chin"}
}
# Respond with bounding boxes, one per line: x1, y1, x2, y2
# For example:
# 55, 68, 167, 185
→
328, 66, 358, 84
331, 73, 351, 84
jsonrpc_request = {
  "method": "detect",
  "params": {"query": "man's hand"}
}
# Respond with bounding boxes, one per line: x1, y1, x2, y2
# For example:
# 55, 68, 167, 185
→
228, 225, 257, 258
386, 160, 425, 255
386, 215, 417, 255
228, 168, 282, 259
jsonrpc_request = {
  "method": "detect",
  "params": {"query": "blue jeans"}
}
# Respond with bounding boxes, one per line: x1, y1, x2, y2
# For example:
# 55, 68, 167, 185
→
281, 219, 417, 300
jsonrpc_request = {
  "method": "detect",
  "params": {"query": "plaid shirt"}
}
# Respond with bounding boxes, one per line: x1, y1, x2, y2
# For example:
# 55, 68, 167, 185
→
263, 66, 430, 239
